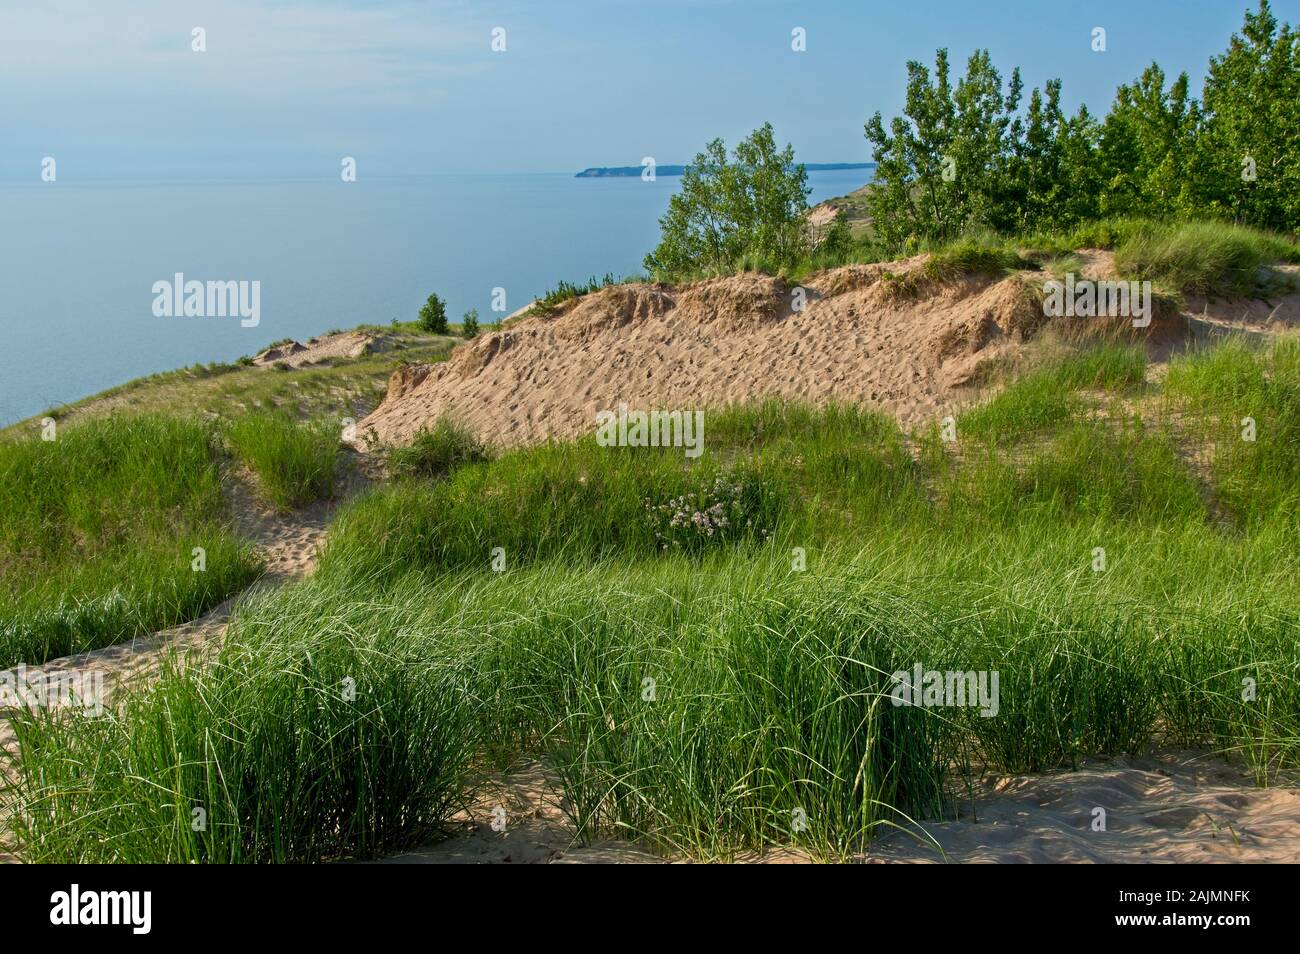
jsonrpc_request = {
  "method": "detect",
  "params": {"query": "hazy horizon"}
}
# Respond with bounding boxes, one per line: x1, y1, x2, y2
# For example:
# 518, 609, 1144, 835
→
4, 0, 1296, 182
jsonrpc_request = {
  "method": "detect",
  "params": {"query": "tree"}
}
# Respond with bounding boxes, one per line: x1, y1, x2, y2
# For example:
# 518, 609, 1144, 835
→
644, 123, 811, 279
418, 294, 447, 334
1196, 0, 1300, 231
461, 308, 479, 339
864, 49, 1029, 247
1095, 64, 1200, 219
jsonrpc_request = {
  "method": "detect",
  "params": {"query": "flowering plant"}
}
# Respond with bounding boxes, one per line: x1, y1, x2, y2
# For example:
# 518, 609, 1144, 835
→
645, 470, 776, 552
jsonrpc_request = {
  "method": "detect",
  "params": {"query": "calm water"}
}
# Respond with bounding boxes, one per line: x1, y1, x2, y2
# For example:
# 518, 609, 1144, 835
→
0, 170, 870, 425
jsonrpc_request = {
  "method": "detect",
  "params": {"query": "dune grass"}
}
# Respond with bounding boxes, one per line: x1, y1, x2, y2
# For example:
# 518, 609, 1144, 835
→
6, 575, 481, 863
2, 329, 457, 439
956, 345, 1147, 445
6, 340, 1299, 862
225, 413, 340, 511
0, 415, 261, 668
1013, 218, 1300, 298
10, 520, 1296, 862
386, 416, 489, 481
1163, 337, 1300, 527
523, 274, 626, 318
1112, 221, 1300, 299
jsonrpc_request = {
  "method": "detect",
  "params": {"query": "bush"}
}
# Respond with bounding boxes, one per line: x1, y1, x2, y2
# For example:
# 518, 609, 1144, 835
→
418, 293, 448, 334
645, 123, 811, 280
461, 309, 479, 339
388, 417, 488, 481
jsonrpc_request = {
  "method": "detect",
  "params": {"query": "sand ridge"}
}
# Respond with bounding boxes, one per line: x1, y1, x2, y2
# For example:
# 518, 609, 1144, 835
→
253, 330, 395, 369
360, 259, 1053, 449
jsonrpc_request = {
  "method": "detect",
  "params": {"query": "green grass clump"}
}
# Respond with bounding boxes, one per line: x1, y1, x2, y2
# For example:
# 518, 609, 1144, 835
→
0, 415, 260, 667
321, 438, 785, 584
6, 576, 481, 863
959, 345, 1147, 445
958, 371, 1082, 444
942, 412, 1205, 527
1164, 338, 1300, 526
226, 413, 339, 510
1015, 218, 1299, 297
923, 233, 1034, 278
1048, 344, 1147, 391
388, 417, 489, 481
1110, 221, 1299, 298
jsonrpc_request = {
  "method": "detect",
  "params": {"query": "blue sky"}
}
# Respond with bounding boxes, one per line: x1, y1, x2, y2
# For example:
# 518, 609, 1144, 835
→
2, 0, 1295, 180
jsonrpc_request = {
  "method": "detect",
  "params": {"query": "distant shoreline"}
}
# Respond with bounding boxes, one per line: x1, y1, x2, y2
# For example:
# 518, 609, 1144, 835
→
575, 162, 876, 178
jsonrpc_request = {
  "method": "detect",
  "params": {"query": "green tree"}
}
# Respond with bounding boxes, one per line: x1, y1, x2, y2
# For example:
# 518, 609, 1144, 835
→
461, 308, 479, 339
418, 294, 447, 334
1095, 64, 1201, 219
1056, 105, 1103, 227
864, 49, 1033, 247
644, 123, 811, 279
1196, 0, 1300, 231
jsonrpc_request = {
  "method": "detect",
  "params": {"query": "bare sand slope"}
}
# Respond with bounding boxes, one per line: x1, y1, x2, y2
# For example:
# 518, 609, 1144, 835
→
361, 256, 1300, 452
868, 752, 1300, 864
254, 330, 395, 369
359, 259, 1060, 448
380, 751, 1299, 864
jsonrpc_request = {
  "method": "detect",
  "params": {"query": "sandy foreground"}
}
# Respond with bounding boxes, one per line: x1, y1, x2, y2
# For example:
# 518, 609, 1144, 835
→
4, 257, 1299, 863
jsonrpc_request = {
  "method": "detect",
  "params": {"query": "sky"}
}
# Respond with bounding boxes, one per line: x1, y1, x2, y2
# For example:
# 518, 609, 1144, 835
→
2, 0, 1297, 181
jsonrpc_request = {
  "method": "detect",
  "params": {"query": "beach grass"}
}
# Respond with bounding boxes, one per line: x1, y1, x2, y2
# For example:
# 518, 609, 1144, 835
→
225, 413, 341, 511
0, 415, 261, 668
7, 338, 1299, 862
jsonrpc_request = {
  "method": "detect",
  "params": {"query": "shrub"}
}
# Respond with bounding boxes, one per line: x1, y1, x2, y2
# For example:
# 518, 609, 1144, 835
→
418, 293, 448, 334
461, 309, 480, 339
644, 123, 812, 280
388, 417, 488, 481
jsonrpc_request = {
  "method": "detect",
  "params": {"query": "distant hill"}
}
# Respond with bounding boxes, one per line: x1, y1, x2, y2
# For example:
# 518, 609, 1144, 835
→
574, 162, 875, 178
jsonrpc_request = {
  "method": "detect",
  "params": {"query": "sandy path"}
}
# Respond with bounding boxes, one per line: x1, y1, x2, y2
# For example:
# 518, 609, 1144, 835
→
0, 468, 362, 862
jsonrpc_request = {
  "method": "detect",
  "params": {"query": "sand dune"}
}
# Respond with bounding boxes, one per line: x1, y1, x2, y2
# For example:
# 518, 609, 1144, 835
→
359, 257, 1193, 450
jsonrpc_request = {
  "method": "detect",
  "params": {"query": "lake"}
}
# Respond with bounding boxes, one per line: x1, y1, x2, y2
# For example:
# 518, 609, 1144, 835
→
0, 169, 871, 425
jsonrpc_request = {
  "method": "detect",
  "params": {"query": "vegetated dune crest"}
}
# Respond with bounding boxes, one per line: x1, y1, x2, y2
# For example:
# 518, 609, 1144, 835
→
359, 253, 1202, 450
253, 330, 396, 369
